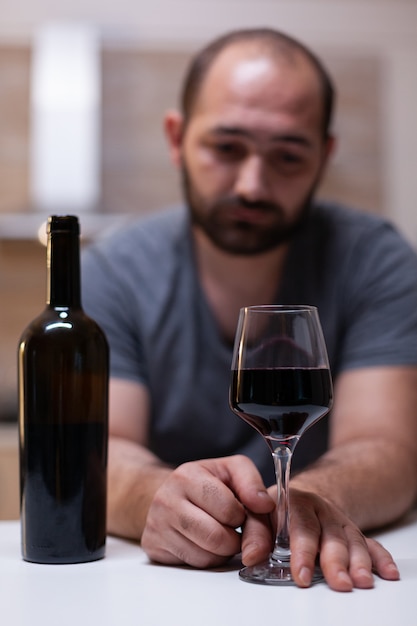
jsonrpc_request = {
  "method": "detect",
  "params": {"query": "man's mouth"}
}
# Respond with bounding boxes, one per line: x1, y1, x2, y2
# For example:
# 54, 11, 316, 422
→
227, 203, 276, 224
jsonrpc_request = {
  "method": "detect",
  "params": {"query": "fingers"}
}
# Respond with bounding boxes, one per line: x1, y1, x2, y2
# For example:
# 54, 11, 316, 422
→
288, 489, 400, 592
319, 522, 373, 591
320, 527, 399, 591
143, 508, 242, 568
241, 511, 273, 566
366, 537, 400, 581
202, 454, 275, 516
142, 455, 273, 568
142, 466, 241, 566
287, 491, 325, 588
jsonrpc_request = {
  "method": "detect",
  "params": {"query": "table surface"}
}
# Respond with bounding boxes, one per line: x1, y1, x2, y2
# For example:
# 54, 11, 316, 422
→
1, 513, 417, 626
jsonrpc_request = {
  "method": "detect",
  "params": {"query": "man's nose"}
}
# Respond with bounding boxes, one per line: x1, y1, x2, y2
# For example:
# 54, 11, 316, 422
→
233, 155, 269, 202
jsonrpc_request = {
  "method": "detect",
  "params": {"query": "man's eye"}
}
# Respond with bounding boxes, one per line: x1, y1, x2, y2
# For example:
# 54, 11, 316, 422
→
271, 152, 305, 170
213, 143, 244, 159
280, 153, 302, 164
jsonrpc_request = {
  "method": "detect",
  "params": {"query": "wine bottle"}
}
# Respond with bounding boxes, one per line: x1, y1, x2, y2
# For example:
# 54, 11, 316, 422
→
18, 215, 109, 564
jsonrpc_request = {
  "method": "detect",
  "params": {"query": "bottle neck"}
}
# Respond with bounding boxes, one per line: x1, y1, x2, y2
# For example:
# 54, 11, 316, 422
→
47, 228, 81, 309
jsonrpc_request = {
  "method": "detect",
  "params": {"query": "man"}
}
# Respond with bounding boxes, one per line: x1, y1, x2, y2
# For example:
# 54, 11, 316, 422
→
82, 28, 417, 591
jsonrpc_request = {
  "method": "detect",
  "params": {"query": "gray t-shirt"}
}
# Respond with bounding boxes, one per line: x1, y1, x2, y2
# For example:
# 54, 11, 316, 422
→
81, 203, 417, 484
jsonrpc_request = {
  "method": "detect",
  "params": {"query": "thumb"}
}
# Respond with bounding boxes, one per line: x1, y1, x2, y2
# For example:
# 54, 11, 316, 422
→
241, 511, 273, 566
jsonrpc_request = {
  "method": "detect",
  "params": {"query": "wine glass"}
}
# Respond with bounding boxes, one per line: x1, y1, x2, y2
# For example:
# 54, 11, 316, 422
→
229, 305, 333, 585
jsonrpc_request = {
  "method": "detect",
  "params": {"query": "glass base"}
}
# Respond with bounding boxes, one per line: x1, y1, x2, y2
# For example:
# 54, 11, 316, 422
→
239, 559, 324, 586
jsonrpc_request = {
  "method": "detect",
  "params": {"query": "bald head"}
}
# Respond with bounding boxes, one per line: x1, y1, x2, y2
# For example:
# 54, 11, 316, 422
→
180, 28, 335, 138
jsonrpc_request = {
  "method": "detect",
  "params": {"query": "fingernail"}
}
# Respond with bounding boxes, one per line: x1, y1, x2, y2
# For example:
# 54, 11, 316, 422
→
357, 568, 374, 586
386, 563, 400, 579
337, 571, 353, 589
242, 543, 259, 565
299, 567, 312, 587
257, 489, 271, 498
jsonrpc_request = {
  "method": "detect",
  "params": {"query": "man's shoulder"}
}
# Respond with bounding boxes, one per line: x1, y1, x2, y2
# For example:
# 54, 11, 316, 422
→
82, 206, 193, 301
304, 201, 417, 290
81, 206, 193, 318
308, 201, 412, 252
311, 201, 388, 231
101, 206, 187, 247
86, 206, 188, 264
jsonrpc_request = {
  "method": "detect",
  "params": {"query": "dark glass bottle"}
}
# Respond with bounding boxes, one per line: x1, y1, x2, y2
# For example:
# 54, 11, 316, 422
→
18, 215, 109, 564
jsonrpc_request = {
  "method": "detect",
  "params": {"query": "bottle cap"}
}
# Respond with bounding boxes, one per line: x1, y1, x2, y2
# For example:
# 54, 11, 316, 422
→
47, 215, 80, 235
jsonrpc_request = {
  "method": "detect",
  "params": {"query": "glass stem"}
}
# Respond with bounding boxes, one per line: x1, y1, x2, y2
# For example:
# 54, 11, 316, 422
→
271, 444, 293, 564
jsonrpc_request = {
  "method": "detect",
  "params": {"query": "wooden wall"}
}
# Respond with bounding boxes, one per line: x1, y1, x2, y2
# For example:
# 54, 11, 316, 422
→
0, 44, 383, 218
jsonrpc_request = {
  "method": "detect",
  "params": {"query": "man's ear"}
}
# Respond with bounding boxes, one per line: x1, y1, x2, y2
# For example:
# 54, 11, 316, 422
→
164, 110, 184, 167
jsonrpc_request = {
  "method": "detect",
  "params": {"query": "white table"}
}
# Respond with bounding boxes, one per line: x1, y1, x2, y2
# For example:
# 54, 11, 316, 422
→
1, 513, 416, 626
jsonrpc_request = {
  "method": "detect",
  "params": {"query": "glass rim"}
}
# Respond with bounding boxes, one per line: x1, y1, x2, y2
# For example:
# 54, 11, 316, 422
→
241, 304, 317, 314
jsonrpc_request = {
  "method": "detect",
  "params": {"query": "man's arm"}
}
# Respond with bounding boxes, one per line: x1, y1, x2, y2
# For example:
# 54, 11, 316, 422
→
242, 365, 417, 591
106, 377, 275, 562
106, 378, 172, 540
293, 366, 417, 527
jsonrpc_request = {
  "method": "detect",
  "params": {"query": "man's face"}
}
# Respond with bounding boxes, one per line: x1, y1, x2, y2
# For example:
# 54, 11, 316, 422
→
178, 46, 333, 255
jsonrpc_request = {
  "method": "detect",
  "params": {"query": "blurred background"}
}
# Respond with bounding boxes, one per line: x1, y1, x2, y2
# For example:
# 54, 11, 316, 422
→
1, 0, 416, 518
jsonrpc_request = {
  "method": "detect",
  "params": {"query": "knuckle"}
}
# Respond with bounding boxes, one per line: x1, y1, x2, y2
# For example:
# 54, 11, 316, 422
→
178, 512, 194, 532
209, 517, 240, 555
201, 478, 220, 500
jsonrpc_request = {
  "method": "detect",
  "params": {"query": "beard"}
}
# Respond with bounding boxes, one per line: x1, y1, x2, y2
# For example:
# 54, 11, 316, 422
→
181, 164, 315, 256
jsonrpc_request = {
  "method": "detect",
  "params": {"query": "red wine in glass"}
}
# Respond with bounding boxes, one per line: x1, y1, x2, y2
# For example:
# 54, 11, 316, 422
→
231, 367, 332, 440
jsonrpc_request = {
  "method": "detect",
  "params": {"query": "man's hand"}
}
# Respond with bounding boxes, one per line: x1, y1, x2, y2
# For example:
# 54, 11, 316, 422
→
141, 455, 275, 568
241, 487, 400, 592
